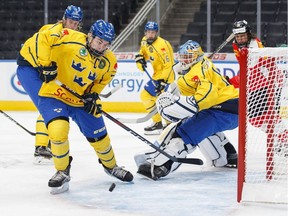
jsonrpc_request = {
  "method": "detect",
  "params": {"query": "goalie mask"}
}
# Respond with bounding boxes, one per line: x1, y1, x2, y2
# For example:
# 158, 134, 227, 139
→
177, 40, 204, 70
87, 20, 115, 57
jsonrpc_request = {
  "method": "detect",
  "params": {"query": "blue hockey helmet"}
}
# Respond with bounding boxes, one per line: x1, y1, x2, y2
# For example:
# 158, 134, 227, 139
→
145, 21, 159, 31
89, 19, 115, 44
64, 5, 83, 22
177, 40, 204, 69
87, 20, 115, 57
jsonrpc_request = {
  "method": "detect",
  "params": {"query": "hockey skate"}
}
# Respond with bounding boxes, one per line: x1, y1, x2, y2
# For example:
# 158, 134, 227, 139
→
225, 153, 238, 168
137, 160, 172, 181
34, 146, 53, 165
48, 156, 73, 194
104, 165, 134, 182
144, 121, 163, 135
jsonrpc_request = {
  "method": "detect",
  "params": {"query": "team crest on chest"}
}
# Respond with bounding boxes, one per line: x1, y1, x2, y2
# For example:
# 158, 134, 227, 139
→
149, 47, 153, 53
98, 59, 106, 69
79, 47, 87, 57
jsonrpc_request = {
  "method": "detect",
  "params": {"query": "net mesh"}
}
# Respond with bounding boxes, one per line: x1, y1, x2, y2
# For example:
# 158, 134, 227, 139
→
242, 47, 288, 203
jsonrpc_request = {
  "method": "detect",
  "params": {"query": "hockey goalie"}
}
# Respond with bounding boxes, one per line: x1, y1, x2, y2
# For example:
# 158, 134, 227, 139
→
134, 40, 239, 180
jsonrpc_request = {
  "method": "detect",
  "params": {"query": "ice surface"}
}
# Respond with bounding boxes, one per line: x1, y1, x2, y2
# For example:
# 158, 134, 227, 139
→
0, 111, 287, 216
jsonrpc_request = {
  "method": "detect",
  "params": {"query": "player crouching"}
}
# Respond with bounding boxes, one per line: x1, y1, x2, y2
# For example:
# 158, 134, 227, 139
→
134, 40, 239, 180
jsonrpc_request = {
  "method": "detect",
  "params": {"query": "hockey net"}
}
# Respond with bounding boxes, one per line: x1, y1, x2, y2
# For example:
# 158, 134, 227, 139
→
238, 47, 288, 204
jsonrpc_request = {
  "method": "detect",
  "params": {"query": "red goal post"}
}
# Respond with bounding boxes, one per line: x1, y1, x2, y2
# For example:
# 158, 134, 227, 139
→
238, 47, 288, 203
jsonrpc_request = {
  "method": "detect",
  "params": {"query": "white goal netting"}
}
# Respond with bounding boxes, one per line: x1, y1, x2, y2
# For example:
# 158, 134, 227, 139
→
239, 47, 288, 204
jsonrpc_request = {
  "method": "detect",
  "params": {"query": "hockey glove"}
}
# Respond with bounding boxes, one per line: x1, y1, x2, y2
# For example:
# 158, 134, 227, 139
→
39, 62, 58, 83
82, 92, 102, 117
135, 54, 147, 69
156, 92, 198, 122
155, 79, 167, 96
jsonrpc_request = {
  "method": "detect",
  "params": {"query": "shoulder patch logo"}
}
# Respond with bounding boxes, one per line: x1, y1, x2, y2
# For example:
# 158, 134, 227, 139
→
62, 29, 69, 36
192, 75, 200, 83
79, 47, 87, 57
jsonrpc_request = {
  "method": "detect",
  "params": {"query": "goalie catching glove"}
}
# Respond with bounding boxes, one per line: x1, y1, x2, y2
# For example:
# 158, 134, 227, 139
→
39, 62, 58, 83
156, 92, 199, 122
82, 92, 102, 117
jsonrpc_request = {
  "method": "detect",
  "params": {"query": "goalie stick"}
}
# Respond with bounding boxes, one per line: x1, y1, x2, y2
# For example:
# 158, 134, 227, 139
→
208, 33, 235, 59
117, 107, 158, 123
0, 109, 36, 136
55, 80, 203, 165
117, 83, 179, 123
99, 84, 122, 98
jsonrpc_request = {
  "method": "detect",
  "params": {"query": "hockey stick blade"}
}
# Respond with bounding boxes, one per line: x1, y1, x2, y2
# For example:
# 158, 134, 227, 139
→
99, 84, 122, 98
208, 33, 235, 59
0, 110, 36, 136
117, 107, 158, 123
103, 111, 203, 165
55, 80, 203, 165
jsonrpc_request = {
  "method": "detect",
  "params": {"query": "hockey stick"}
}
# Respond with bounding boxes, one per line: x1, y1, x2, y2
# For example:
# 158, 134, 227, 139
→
99, 84, 122, 98
55, 80, 203, 165
117, 83, 179, 123
117, 107, 158, 123
208, 33, 235, 59
0, 109, 36, 136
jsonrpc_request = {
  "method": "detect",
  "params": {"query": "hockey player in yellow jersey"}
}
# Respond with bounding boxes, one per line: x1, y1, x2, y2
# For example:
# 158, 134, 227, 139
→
17, 20, 133, 194
135, 21, 175, 135
135, 40, 239, 180
33, 5, 83, 164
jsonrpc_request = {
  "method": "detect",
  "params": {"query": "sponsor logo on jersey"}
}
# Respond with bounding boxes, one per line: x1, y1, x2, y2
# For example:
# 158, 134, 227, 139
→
150, 56, 154, 62
53, 108, 63, 113
161, 48, 166, 53
79, 47, 87, 57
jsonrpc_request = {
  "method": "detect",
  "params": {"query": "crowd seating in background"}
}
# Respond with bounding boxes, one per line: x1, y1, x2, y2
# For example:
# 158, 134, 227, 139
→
0, 0, 143, 59
181, 0, 287, 53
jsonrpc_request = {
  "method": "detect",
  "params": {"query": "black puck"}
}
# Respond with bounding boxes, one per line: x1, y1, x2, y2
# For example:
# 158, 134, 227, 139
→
109, 183, 116, 192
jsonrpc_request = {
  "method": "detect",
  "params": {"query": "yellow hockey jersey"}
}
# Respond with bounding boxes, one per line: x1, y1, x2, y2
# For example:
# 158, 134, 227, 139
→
137, 36, 175, 84
38, 22, 63, 32
20, 28, 117, 107
177, 56, 239, 111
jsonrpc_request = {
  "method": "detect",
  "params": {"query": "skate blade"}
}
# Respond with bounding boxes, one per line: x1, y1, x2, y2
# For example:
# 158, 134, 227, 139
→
34, 156, 53, 165
50, 182, 69, 195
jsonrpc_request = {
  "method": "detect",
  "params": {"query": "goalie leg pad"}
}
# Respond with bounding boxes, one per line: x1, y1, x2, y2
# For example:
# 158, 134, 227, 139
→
137, 138, 196, 180
198, 132, 229, 167
134, 122, 179, 168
